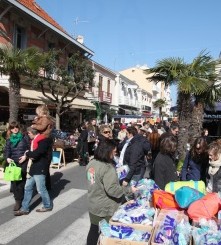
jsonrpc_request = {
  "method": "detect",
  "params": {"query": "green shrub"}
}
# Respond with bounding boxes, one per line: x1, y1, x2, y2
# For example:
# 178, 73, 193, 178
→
0, 135, 6, 168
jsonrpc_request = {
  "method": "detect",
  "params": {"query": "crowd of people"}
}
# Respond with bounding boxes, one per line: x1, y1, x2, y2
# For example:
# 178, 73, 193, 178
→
3, 109, 221, 244
83, 119, 221, 245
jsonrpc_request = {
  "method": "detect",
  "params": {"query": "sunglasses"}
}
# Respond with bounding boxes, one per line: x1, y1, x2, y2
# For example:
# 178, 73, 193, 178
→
103, 131, 111, 134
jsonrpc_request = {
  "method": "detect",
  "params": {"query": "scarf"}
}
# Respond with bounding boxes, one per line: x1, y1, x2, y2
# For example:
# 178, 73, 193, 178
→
208, 154, 221, 175
118, 137, 133, 167
10, 132, 23, 147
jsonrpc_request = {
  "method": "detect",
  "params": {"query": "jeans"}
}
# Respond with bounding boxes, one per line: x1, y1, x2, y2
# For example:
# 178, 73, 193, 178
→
21, 175, 52, 212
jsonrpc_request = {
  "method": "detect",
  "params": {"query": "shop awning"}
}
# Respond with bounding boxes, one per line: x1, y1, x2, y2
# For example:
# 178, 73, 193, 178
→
20, 88, 96, 110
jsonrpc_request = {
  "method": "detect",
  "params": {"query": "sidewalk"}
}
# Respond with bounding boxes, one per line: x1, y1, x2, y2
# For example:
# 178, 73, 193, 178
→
0, 161, 79, 192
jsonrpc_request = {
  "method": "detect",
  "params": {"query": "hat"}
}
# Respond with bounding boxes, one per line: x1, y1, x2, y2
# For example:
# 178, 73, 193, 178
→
120, 124, 127, 130
139, 127, 149, 133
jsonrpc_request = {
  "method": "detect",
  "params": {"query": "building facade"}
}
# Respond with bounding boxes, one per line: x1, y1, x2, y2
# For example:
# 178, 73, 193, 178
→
0, 0, 96, 129
120, 65, 172, 119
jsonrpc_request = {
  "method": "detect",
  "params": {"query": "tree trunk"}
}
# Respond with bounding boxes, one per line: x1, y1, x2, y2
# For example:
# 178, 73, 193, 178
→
159, 107, 162, 121
9, 73, 20, 123
177, 92, 192, 160
55, 113, 60, 130
191, 102, 204, 144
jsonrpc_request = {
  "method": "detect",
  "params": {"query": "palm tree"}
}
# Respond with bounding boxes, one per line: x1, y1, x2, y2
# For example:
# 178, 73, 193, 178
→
145, 51, 220, 160
153, 98, 167, 121
0, 45, 42, 122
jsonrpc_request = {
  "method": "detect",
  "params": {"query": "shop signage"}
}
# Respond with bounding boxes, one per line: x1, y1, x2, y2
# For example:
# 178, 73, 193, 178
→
204, 113, 221, 119
21, 97, 43, 105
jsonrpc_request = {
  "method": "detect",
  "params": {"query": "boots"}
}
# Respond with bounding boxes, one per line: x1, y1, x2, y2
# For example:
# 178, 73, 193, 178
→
13, 200, 21, 211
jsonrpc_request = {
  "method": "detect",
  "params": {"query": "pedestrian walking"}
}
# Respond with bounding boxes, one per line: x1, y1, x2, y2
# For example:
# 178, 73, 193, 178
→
4, 121, 30, 211
14, 128, 53, 216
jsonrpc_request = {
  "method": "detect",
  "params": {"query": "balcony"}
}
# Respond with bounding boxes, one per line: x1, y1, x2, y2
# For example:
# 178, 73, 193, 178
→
97, 91, 112, 104
152, 84, 160, 93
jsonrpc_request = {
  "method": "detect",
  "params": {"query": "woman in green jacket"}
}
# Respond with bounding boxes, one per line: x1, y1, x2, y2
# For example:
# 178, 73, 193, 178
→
86, 139, 137, 245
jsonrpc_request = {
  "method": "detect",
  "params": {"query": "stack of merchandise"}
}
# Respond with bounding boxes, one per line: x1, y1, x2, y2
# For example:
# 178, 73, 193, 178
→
151, 209, 192, 244
151, 180, 221, 244
98, 178, 221, 244
98, 179, 159, 244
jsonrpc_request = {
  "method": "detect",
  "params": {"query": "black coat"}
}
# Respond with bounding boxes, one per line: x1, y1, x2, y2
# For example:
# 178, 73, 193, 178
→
153, 152, 178, 189
119, 134, 151, 182
77, 129, 88, 154
4, 135, 30, 172
26, 138, 52, 176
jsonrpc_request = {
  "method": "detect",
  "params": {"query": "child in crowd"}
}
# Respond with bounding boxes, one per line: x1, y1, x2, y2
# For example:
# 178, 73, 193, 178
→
31, 105, 54, 137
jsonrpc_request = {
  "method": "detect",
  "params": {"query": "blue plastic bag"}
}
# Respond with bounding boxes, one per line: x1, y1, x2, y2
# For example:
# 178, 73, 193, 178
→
175, 186, 204, 208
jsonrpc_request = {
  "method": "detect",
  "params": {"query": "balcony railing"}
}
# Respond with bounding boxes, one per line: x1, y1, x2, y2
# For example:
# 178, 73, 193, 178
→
97, 91, 112, 104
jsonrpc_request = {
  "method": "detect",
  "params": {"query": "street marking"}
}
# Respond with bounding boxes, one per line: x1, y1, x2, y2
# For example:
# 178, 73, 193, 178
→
0, 196, 14, 211
0, 188, 87, 244
46, 212, 90, 245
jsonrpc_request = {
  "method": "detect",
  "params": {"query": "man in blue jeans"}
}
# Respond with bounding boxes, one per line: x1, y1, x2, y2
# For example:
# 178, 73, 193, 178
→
14, 128, 52, 216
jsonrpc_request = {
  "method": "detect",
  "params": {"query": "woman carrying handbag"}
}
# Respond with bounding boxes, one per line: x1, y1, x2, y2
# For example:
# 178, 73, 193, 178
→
4, 121, 30, 211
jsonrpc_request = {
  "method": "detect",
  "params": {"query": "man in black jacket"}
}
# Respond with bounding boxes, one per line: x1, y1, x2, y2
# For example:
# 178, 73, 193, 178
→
14, 128, 53, 216
118, 126, 151, 186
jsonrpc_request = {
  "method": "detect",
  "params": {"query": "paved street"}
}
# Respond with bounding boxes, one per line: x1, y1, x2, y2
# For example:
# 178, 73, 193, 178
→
0, 162, 90, 245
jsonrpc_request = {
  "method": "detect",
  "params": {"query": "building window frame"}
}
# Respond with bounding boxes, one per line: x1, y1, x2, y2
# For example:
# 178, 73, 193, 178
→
13, 25, 27, 49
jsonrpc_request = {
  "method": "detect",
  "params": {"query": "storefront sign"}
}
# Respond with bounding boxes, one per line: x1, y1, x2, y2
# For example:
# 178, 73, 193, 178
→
21, 97, 43, 105
204, 113, 221, 119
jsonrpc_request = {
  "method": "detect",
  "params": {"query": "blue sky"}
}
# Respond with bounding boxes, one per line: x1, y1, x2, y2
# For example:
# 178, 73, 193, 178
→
36, 0, 221, 105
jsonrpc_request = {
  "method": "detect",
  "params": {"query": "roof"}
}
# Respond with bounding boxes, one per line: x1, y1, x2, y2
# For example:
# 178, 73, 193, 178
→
4, 0, 94, 56
17, 0, 67, 34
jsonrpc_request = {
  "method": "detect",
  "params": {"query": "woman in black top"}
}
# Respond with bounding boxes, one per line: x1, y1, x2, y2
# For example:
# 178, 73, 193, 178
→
4, 121, 30, 211
153, 136, 179, 189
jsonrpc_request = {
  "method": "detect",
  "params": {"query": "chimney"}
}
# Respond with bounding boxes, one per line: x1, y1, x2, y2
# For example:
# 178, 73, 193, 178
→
76, 35, 84, 44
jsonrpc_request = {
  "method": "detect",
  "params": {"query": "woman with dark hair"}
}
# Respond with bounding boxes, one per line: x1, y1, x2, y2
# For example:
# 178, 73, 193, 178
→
181, 137, 209, 183
86, 139, 137, 245
153, 136, 179, 189
4, 121, 30, 211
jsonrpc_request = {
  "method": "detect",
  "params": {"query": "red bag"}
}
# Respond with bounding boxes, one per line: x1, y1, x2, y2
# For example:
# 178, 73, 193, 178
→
152, 189, 181, 210
187, 193, 220, 221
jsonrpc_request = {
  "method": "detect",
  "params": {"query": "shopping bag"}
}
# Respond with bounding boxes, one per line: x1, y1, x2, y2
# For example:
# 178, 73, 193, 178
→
4, 161, 22, 181
116, 165, 129, 180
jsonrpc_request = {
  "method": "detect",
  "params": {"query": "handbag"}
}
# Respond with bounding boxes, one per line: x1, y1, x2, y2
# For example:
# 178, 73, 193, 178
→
4, 161, 22, 181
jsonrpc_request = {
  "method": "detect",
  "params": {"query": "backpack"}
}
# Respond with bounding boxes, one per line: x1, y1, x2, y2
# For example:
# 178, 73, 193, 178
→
187, 193, 220, 221
152, 189, 181, 210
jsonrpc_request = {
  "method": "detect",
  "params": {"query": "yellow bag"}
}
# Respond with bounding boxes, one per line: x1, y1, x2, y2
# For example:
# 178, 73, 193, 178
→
165, 180, 206, 194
